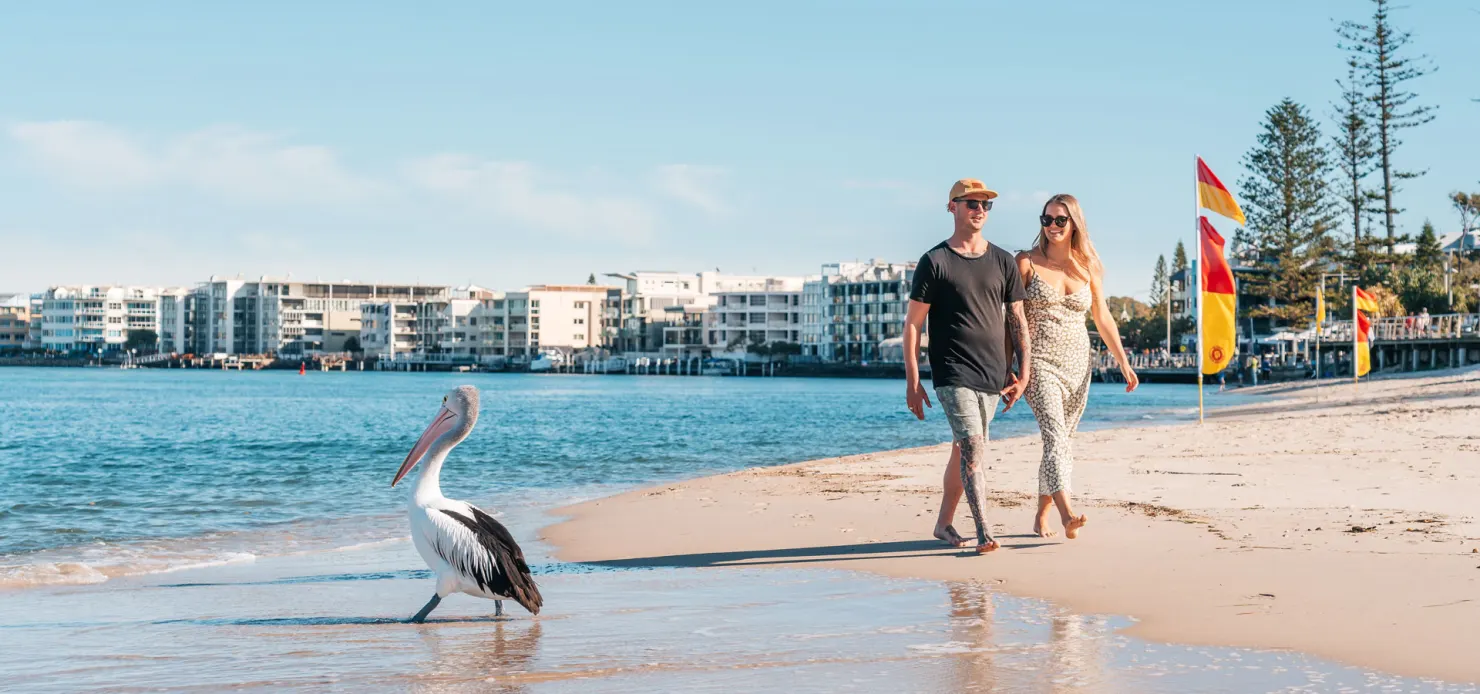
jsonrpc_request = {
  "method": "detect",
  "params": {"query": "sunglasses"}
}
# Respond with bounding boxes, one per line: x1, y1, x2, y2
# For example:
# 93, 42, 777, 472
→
1040, 214, 1071, 228
953, 198, 994, 211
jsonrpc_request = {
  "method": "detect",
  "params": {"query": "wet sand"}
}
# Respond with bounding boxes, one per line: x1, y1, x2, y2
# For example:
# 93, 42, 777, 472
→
545, 368, 1480, 684
5, 528, 1472, 692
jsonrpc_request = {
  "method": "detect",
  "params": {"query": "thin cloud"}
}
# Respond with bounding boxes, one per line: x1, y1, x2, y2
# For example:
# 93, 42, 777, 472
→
405, 154, 658, 243
654, 164, 730, 215
9, 120, 381, 204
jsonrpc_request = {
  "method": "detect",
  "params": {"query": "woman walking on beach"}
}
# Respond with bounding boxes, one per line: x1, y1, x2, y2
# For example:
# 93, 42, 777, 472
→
1015, 194, 1137, 539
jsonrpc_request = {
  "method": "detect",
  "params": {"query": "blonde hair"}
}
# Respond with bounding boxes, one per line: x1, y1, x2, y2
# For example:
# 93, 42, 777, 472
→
1033, 193, 1102, 276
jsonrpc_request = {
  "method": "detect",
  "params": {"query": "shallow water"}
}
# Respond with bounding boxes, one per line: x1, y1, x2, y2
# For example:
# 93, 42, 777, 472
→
2, 518, 1471, 693
0, 369, 1224, 585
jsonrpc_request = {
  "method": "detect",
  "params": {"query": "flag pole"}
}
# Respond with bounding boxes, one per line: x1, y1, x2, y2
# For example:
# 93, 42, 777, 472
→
1194, 155, 1204, 424
1352, 285, 1359, 387
1315, 280, 1322, 393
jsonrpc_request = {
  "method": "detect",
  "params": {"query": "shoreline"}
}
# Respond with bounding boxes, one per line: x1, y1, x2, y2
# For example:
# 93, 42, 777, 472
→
543, 366, 1480, 684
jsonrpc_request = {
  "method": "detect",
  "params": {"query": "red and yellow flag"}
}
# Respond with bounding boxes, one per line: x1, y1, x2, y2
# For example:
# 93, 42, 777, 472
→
1200, 217, 1236, 374
1355, 307, 1372, 377
1196, 158, 1246, 226
1354, 286, 1379, 314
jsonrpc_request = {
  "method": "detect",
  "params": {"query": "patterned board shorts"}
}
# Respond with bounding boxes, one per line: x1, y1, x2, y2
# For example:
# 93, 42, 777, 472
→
934, 386, 1000, 442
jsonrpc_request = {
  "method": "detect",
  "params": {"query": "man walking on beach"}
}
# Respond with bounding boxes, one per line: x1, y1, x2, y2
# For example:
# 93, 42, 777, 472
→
904, 179, 1031, 554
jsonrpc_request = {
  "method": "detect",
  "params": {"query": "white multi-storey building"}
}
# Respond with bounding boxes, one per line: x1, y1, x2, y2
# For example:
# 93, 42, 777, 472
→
801, 260, 915, 363
474, 285, 611, 362
604, 271, 808, 356
193, 277, 451, 355
359, 301, 420, 359
39, 285, 164, 353
157, 288, 194, 354
704, 278, 805, 352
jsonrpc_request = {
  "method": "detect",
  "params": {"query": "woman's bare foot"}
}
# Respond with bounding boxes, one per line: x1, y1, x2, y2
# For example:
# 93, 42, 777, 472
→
1063, 514, 1087, 539
933, 524, 968, 547
1033, 511, 1057, 538
975, 540, 1000, 554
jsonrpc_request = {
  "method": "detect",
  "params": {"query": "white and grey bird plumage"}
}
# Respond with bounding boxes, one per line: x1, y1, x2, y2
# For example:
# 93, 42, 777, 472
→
392, 385, 542, 622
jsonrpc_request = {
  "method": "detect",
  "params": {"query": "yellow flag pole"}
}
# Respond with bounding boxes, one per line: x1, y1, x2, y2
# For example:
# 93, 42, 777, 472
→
1314, 281, 1323, 402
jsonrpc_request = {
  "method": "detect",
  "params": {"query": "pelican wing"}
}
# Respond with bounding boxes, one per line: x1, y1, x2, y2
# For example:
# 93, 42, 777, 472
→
431, 505, 543, 615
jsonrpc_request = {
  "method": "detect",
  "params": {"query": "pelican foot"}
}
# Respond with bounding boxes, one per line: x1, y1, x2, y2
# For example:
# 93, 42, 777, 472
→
409, 594, 442, 623
495, 600, 504, 617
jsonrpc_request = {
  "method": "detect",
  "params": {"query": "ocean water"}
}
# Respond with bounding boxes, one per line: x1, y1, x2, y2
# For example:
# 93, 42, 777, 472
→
2, 369, 1471, 692
0, 369, 1217, 585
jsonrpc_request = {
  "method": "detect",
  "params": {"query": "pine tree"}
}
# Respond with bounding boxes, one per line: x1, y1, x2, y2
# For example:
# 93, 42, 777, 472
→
1337, 0, 1438, 253
1237, 98, 1340, 327
1331, 57, 1377, 246
1413, 219, 1442, 269
1151, 255, 1168, 306
1394, 220, 1445, 313
1172, 241, 1188, 275
587, 273, 597, 285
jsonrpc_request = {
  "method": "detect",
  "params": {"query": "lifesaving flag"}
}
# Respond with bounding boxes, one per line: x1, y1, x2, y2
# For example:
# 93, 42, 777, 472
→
1315, 284, 1326, 325
1354, 286, 1379, 314
1199, 217, 1236, 374
1355, 309, 1372, 377
1197, 158, 1247, 226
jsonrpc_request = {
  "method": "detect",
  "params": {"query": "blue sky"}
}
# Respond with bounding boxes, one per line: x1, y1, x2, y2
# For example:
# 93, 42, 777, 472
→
1, 1, 1476, 300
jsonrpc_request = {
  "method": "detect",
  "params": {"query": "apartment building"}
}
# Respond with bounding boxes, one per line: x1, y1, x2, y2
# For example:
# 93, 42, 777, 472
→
38, 285, 164, 353
801, 260, 915, 363
157, 288, 194, 353
704, 278, 804, 351
359, 301, 419, 358
193, 277, 451, 355
0, 294, 29, 351
605, 271, 808, 355
474, 285, 611, 361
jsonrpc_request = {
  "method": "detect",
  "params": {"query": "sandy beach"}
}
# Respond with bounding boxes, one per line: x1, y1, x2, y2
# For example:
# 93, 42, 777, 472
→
546, 368, 1480, 684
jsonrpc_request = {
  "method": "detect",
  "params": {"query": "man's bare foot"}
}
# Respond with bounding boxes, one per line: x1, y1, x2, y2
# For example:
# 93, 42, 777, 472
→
1033, 512, 1057, 538
934, 524, 968, 547
975, 540, 1000, 554
1063, 514, 1087, 539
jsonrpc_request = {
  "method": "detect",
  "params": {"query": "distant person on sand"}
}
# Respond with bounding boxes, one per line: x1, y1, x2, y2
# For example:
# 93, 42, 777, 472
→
904, 179, 1031, 554
1015, 194, 1138, 539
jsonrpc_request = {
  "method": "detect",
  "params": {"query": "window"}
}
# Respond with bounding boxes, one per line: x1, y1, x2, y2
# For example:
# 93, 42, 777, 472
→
573, 318, 585, 325
530, 300, 540, 308
574, 301, 587, 309
574, 333, 585, 341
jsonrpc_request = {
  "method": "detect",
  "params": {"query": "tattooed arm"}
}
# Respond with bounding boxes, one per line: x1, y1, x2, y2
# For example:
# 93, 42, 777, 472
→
1000, 300, 1032, 411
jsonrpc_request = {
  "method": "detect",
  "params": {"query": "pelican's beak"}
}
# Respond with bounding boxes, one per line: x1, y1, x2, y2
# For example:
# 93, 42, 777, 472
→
392, 407, 458, 487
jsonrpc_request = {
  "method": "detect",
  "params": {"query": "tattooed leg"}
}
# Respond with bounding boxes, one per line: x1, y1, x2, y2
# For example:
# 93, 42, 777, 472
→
958, 434, 998, 553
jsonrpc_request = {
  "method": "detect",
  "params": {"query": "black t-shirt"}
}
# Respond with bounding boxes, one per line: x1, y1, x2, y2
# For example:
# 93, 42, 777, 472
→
909, 241, 1026, 392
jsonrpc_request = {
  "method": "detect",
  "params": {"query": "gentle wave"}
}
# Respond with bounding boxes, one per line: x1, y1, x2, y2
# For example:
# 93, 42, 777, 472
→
0, 552, 258, 589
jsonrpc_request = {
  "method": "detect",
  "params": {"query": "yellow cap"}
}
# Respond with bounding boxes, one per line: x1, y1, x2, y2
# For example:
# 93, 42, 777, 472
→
949, 178, 998, 201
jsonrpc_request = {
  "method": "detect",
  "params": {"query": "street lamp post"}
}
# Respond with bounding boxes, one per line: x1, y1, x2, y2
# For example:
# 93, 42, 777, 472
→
1444, 253, 1456, 308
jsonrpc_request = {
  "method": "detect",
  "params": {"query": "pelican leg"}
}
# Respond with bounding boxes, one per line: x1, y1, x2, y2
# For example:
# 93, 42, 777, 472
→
409, 594, 442, 624
495, 600, 504, 617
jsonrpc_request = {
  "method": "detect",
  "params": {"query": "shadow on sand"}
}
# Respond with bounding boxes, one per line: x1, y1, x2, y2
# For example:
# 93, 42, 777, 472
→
579, 536, 1061, 570
152, 615, 514, 627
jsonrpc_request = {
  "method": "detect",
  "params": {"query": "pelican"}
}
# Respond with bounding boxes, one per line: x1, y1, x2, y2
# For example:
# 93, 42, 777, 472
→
392, 385, 542, 623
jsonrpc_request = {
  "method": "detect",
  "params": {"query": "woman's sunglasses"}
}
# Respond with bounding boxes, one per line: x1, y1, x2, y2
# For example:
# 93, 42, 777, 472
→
1040, 214, 1071, 228
953, 198, 993, 211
